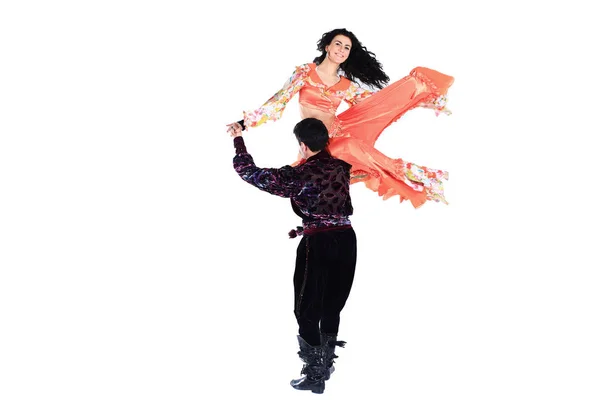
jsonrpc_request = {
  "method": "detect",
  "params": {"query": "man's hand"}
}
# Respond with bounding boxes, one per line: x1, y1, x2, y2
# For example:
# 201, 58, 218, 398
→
226, 122, 243, 138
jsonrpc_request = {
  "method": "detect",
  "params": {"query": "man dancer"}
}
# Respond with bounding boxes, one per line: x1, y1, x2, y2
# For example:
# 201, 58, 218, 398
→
229, 118, 357, 394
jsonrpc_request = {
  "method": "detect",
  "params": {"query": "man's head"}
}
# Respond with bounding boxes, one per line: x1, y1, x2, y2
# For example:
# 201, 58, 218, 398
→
293, 118, 329, 158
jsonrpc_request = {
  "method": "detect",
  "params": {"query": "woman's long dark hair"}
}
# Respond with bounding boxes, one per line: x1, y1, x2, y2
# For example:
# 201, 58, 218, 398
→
313, 28, 390, 89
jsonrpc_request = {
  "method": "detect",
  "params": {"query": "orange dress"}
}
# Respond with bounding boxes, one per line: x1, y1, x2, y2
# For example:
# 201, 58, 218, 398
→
242, 63, 454, 208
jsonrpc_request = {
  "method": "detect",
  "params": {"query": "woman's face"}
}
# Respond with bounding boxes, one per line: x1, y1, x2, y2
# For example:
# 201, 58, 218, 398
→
325, 35, 352, 64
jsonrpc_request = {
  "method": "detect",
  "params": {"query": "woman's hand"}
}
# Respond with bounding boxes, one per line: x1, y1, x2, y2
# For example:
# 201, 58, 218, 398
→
226, 122, 243, 137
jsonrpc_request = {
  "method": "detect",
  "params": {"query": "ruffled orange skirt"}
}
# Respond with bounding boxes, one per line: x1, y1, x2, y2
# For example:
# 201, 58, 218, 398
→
327, 66, 454, 209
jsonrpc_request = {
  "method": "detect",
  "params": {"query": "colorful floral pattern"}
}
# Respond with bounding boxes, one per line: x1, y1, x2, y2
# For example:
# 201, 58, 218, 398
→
243, 64, 310, 128
404, 162, 449, 204
344, 81, 374, 106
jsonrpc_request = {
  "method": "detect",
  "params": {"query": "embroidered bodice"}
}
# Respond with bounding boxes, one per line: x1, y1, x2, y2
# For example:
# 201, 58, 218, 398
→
243, 63, 372, 130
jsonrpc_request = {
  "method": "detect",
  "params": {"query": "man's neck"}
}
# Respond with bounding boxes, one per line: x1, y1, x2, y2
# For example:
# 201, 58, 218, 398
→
305, 150, 321, 159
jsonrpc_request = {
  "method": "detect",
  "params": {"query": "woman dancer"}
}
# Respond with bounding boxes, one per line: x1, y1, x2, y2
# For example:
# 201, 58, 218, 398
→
227, 28, 454, 208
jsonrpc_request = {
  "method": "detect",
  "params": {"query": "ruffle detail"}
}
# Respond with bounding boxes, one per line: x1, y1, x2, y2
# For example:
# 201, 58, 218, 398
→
403, 161, 449, 204
350, 159, 449, 207
409, 67, 454, 116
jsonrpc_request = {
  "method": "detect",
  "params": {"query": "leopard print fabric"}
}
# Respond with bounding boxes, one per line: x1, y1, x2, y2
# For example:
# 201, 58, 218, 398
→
233, 137, 353, 231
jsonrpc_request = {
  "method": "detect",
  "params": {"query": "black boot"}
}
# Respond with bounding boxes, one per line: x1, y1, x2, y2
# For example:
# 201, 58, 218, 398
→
321, 333, 346, 381
290, 335, 326, 394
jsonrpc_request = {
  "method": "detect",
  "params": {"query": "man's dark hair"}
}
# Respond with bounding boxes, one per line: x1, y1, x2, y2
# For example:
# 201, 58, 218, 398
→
293, 118, 330, 152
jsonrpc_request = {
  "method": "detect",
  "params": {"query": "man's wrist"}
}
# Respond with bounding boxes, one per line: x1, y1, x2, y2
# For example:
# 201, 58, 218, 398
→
233, 136, 247, 154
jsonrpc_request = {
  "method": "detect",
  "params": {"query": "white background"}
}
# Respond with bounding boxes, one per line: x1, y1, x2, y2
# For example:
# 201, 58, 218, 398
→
1, 1, 599, 399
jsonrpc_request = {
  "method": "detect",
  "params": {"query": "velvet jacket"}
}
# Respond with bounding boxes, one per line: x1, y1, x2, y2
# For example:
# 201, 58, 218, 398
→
232, 136, 353, 236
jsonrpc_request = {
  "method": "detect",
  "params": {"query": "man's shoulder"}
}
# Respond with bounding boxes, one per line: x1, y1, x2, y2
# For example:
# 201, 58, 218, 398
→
298, 154, 351, 172
325, 153, 352, 170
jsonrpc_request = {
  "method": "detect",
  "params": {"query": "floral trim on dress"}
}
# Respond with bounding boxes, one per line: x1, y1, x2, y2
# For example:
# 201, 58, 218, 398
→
410, 68, 452, 116
243, 64, 311, 128
343, 81, 374, 106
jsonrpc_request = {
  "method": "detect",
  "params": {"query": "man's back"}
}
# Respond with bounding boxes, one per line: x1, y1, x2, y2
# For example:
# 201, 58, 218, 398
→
232, 117, 354, 236
291, 151, 353, 226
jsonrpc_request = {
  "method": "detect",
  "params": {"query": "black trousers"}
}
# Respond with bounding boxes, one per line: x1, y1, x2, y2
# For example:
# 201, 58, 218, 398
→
293, 227, 357, 346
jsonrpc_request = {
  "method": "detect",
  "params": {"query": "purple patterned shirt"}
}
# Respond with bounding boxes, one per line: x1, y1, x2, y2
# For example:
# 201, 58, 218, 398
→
233, 136, 353, 235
